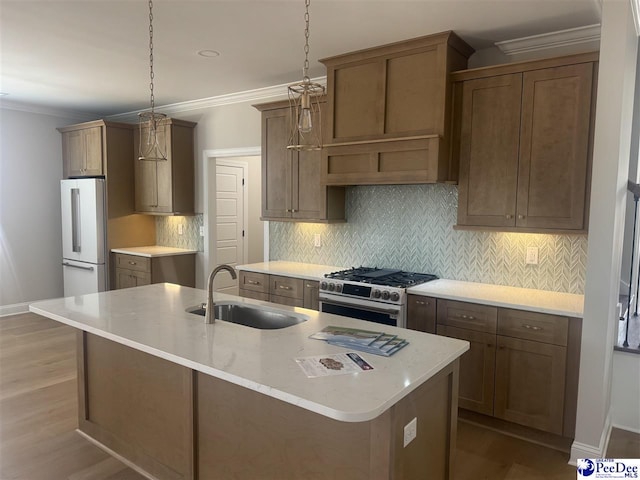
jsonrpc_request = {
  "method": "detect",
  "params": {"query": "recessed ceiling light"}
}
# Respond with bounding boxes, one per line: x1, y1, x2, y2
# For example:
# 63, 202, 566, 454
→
197, 50, 220, 58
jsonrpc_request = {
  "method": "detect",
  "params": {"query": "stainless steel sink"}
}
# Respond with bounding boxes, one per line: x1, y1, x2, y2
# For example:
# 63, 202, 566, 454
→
186, 301, 308, 329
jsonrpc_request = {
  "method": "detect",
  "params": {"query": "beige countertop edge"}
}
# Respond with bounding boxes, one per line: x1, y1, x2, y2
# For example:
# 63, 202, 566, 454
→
406, 279, 584, 318
111, 246, 199, 257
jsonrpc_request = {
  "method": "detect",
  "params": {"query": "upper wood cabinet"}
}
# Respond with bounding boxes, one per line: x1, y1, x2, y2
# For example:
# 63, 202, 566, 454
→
453, 52, 598, 233
59, 120, 133, 178
320, 31, 474, 185
254, 99, 345, 223
133, 118, 196, 215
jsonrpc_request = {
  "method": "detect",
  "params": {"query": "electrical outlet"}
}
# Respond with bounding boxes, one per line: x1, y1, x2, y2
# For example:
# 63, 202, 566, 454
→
314, 233, 322, 248
403, 417, 417, 447
178, 224, 184, 235
526, 246, 539, 265
199, 226, 205, 237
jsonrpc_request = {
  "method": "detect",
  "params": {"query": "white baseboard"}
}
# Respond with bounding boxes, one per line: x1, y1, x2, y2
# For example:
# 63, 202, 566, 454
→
570, 412, 613, 465
0, 302, 30, 317
612, 423, 640, 435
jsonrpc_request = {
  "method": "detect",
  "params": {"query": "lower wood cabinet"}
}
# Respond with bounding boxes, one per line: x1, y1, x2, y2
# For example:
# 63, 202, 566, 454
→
426, 297, 581, 437
238, 271, 320, 311
406, 294, 436, 333
113, 253, 195, 289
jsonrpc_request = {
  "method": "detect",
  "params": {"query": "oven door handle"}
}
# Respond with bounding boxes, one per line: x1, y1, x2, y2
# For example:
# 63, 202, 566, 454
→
319, 297, 400, 316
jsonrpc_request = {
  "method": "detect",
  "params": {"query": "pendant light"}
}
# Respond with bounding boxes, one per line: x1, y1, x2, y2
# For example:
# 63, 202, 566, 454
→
287, 0, 324, 151
138, 0, 167, 161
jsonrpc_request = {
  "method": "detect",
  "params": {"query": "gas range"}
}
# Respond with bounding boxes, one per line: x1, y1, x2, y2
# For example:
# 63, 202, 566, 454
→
320, 267, 438, 306
319, 267, 437, 328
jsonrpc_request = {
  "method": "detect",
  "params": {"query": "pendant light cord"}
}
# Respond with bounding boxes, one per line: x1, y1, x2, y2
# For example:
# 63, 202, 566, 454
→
148, 0, 156, 114
302, 0, 311, 83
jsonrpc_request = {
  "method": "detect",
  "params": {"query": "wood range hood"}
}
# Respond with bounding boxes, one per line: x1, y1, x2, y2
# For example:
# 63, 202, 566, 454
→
319, 31, 475, 186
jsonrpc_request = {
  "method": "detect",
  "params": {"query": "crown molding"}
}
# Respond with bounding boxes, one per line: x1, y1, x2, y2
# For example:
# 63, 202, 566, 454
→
0, 98, 98, 122
107, 76, 327, 122
495, 24, 601, 55
632, 0, 640, 36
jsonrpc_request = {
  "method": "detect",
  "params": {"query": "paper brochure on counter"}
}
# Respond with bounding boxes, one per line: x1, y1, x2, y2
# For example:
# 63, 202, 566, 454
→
295, 352, 374, 378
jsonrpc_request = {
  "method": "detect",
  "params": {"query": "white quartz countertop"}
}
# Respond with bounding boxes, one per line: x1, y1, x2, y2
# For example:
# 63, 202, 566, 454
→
236, 261, 346, 280
29, 284, 468, 423
407, 279, 584, 318
111, 246, 198, 257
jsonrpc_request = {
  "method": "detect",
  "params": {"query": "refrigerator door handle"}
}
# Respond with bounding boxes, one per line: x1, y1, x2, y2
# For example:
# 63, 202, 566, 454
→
71, 188, 81, 252
62, 262, 95, 272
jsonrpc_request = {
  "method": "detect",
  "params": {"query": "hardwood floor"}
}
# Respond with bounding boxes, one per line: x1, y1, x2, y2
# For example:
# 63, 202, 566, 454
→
1, 312, 638, 480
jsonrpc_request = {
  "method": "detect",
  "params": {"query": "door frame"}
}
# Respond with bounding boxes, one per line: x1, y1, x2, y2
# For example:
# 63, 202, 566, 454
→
202, 147, 267, 287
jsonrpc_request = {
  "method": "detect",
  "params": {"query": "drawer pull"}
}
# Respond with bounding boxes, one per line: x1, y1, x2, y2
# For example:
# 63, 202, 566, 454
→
458, 314, 476, 320
278, 285, 292, 290
522, 324, 543, 331
246, 280, 261, 285
305, 283, 314, 288
416, 300, 430, 306
128, 261, 137, 265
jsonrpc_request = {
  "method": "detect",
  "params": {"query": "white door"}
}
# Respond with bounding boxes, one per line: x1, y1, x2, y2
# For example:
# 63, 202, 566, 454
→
215, 164, 245, 294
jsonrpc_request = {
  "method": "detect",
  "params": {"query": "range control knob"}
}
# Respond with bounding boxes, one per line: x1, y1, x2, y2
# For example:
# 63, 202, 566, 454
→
372, 289, 381, 299
328, 283, 335, 292
390, 292, 400, 302
320, 281, 328, 290
335, 284, 343, 293
381, 290, 390, 300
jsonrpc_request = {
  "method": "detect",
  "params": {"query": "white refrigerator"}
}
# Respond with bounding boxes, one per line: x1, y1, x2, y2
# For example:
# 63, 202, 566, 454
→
61, 178, 107, 296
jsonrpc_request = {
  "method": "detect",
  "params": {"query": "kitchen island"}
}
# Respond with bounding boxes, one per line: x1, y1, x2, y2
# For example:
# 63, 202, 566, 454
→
30, 283, 468, 480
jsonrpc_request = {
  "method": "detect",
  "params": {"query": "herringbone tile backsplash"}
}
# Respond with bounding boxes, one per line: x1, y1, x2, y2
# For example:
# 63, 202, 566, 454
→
156, 214, 204, 251
269, 185, 588, 294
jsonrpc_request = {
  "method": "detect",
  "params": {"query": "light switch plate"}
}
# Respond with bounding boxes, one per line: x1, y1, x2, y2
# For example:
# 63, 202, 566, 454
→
178, 224, 184, 235
199, 226, 205, 237
526, 246, 539, 265
403, 417, 417, 447
314, 234, 322, 248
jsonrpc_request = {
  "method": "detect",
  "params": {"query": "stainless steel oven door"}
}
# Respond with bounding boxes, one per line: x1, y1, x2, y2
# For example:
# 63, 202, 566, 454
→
319, 293, 405, 328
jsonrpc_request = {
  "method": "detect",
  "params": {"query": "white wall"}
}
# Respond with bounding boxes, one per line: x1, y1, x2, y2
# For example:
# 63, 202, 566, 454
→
572, 0, 639, 462
0, 106, 92, 313
612, 350, 640, 433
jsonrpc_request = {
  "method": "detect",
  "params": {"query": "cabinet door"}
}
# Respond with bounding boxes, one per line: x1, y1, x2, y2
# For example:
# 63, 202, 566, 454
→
83, 126, 104, 176
494, 335, 566, 434
134, 123, 172, 213
406, 295, 436, 333
292, 105, 323, 220
457, 74, 523, 227
115, 268, 150, 289
303, 280, 319, 311
516, 63, 594, 230
261, 108, 292, 219
437, 325, 496, 416
63, 130, 86, 177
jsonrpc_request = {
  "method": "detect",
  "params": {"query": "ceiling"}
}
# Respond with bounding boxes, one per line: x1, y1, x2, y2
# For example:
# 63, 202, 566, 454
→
0, 0, 602, 117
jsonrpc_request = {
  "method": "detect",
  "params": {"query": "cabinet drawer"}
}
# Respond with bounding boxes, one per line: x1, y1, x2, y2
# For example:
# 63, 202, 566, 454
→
238, 289, 270, 302
498, 309, 569, 346
239, 271, 269, 293
114, 254, 150, 273
270, 275, 303, 300
270, 294, 304, 308
436, 299, 497, 333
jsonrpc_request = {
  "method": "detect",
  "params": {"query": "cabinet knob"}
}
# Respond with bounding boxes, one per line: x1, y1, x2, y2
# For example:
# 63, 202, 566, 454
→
506, 214, 513, 219
291, 209, 297, 213
518, 214, 525, 219
129, 261, 137, 265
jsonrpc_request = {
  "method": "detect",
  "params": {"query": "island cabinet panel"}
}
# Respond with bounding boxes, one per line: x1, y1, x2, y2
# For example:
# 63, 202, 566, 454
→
406, 294, 436, 333
453, 52, 598, 233
77, 332, 194, 480
196, 361, 459, 480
